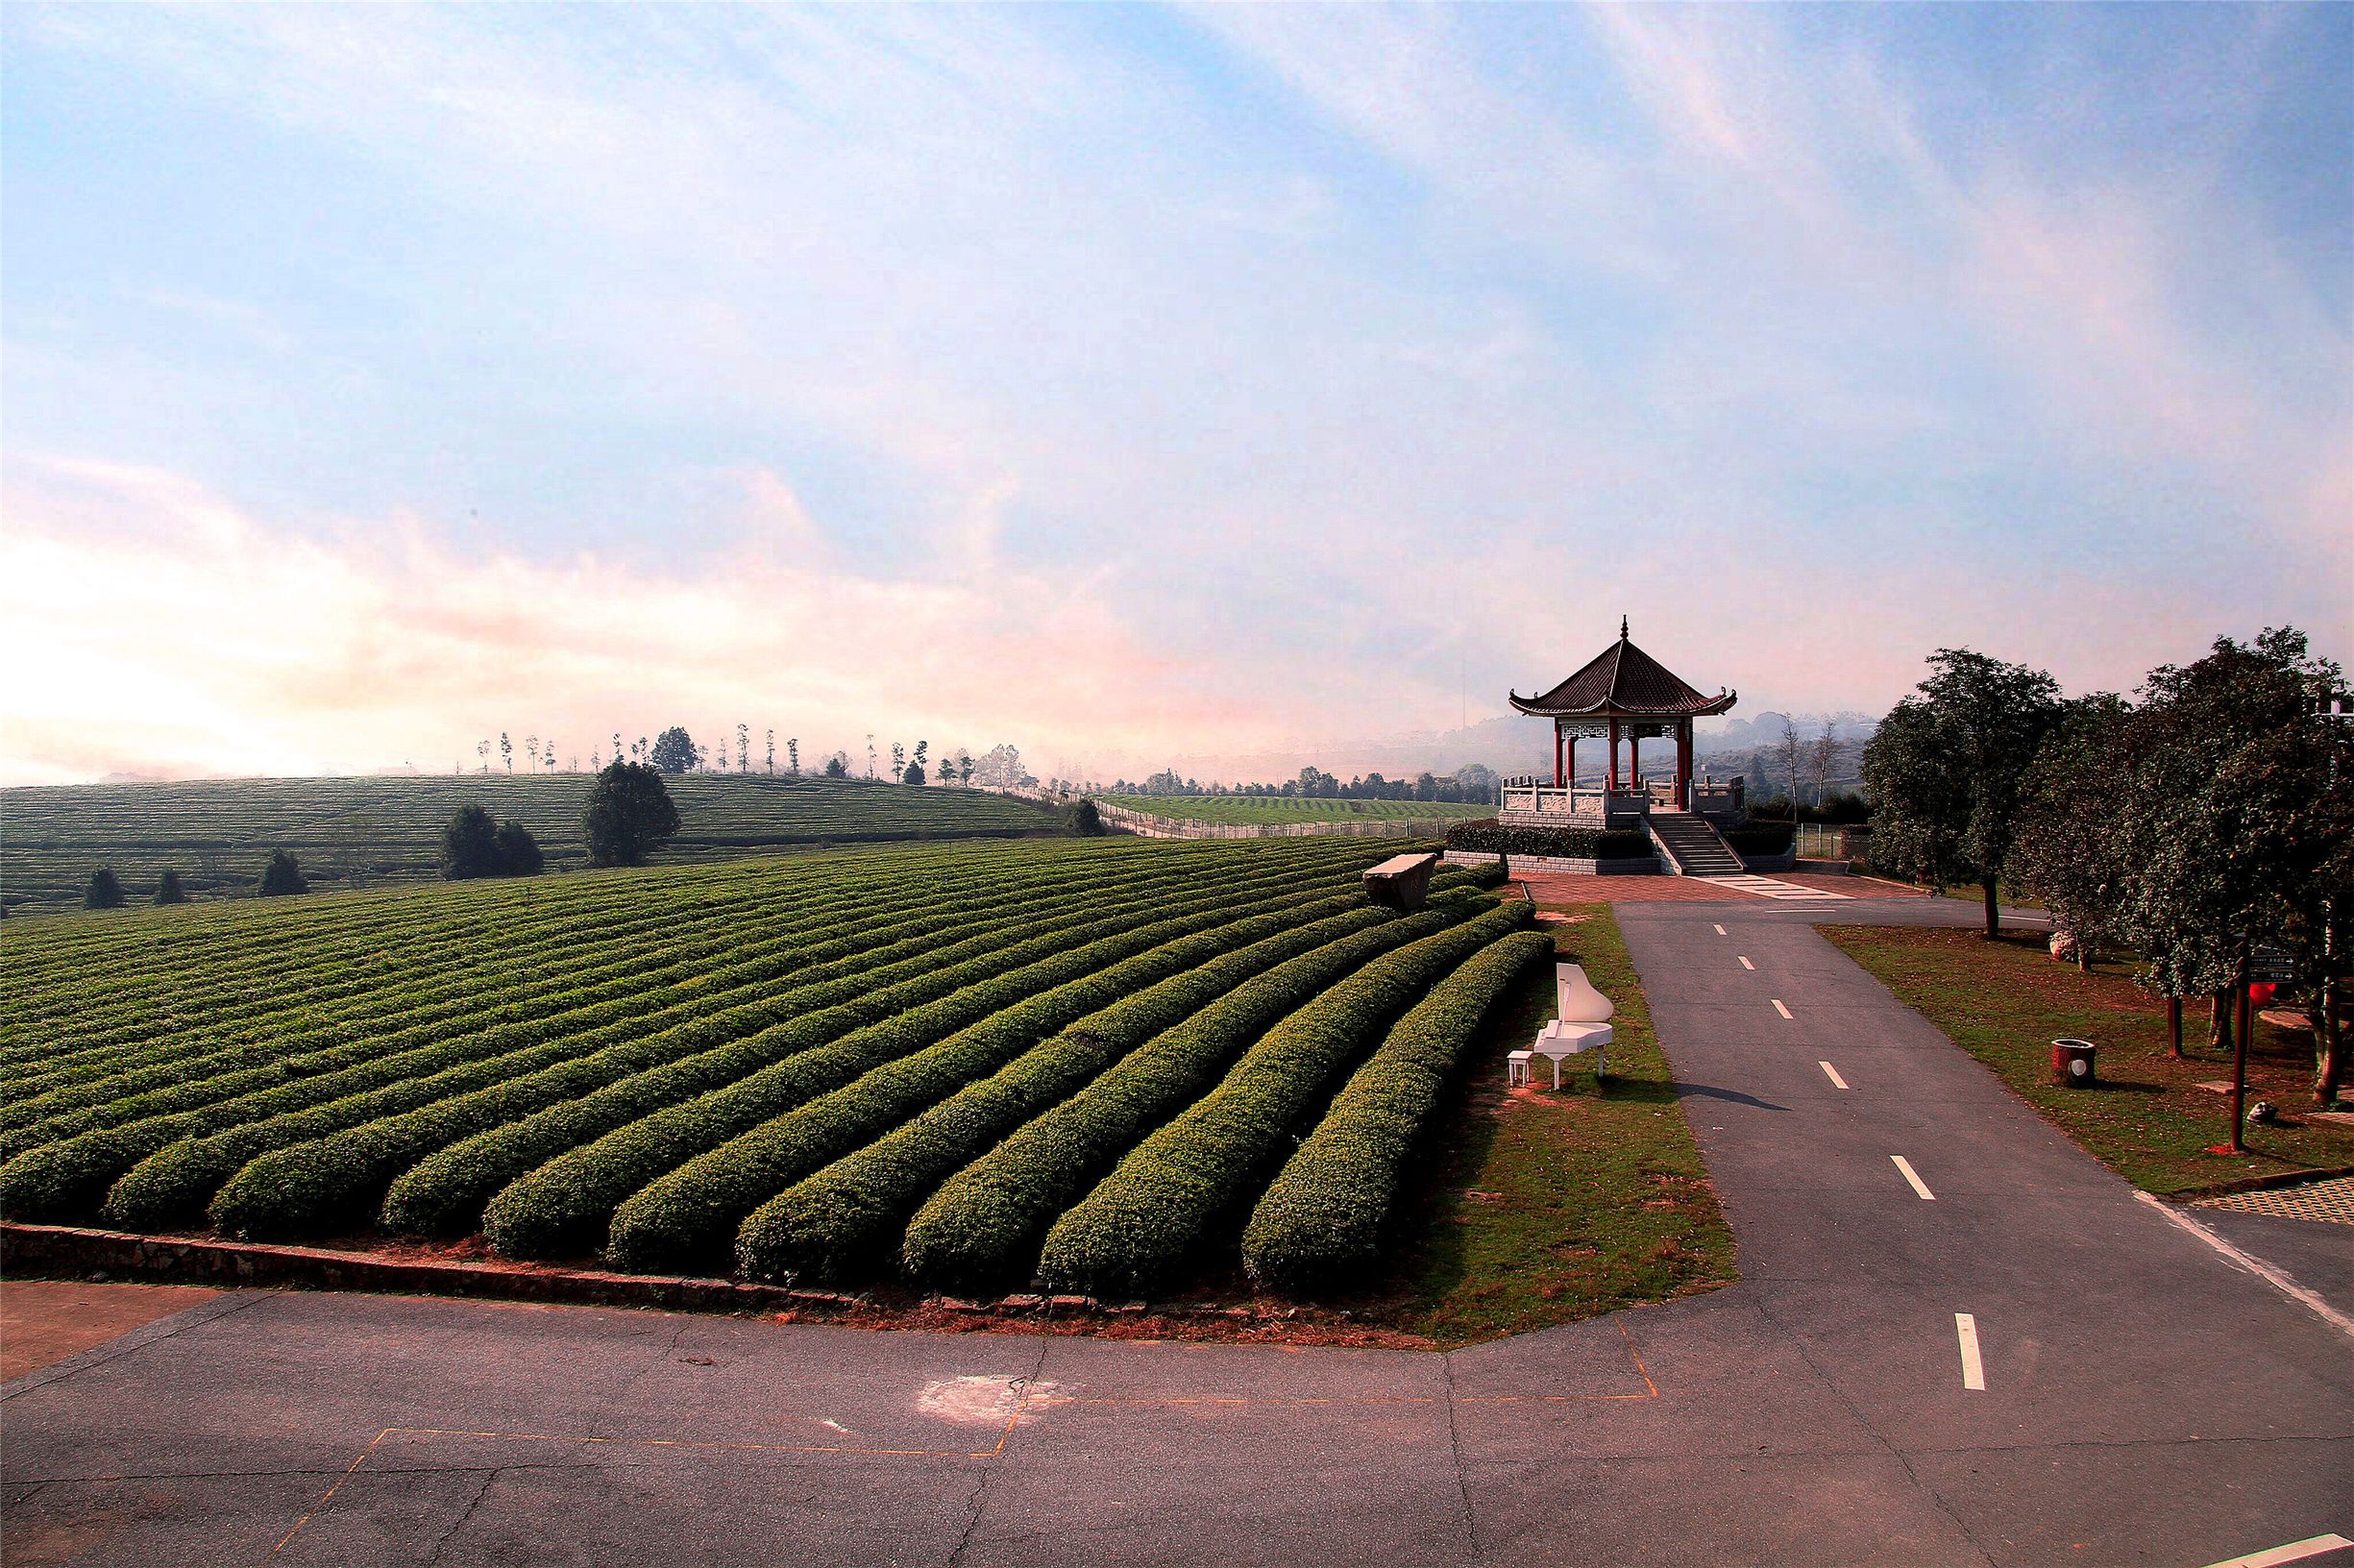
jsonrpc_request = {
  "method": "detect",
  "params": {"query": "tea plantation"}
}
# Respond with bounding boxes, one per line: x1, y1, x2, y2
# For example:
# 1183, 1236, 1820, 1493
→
0, 774, 1062, 914
0, 838, 1539, 1298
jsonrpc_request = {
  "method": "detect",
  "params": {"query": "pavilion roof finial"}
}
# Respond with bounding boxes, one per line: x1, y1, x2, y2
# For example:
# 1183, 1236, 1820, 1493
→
1619, 614, 1629, 641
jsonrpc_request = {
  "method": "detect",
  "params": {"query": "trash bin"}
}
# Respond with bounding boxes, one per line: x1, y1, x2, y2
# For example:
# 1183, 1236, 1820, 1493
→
2050, 1038, 2097, 1088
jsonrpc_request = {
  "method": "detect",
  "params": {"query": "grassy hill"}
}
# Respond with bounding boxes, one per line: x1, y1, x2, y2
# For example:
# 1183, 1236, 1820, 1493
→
0, 774, 1064, 915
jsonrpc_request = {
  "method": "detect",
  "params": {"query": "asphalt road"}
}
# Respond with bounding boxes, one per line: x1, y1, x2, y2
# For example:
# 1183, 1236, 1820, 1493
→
5, 894, 2348, 1568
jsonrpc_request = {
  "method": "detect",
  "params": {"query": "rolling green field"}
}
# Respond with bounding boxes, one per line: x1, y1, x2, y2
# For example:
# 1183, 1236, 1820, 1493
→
0, 838, 1556, 1306
0, 774, 1062, 914
1096, 794, 1491, 826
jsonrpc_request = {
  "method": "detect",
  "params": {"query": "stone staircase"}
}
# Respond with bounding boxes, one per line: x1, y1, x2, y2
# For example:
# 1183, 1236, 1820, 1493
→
1646, 810, 1747, 877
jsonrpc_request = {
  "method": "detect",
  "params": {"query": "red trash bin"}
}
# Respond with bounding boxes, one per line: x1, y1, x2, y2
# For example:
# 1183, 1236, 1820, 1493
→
2050, 1038, 2097, 1088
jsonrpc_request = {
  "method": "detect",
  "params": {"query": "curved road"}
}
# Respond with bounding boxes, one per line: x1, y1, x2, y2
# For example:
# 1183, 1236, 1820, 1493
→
5, 894, 2348, 1567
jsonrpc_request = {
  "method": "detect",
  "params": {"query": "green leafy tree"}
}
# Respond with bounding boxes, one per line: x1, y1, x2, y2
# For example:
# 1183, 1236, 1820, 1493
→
494, 820, 545, 876
84, 867, 126, 910
787, 738, 799, 776
823, 752, 849, 779
500, 732, 513, 773
2007, 695, 2132, 971
1862, 649, 2062, 937
1068, 798, 1105, 836
154, 869, 188, 905
440, 805, 504, 880
648, 726, 699, 775
258, 849, 308, 896
583, 760, 680, 867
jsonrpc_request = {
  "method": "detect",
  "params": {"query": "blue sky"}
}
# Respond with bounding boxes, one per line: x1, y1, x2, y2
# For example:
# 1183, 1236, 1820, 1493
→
3, 4, 2347, 783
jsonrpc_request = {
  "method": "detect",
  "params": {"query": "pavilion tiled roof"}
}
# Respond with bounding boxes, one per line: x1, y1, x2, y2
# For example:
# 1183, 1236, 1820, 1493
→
1508, 621, 1737, 719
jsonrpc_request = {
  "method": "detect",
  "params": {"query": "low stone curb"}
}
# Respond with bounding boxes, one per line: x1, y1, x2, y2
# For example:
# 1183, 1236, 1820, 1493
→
2158, 1164, 2354, 1203
0, 1222, 862, 1316
0, 1223, 1264, 1327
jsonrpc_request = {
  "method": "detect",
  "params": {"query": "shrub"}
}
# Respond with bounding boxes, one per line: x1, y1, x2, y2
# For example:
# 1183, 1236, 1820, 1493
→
84, 869, 126, 910
584, 761, 679, 868
731, 902, 1389, 1285
153, 870, 187, 905
1240, 930, 1553, 1290
439, 806, 503, 879
1033, 899, 1534, 1299
897, 900, 1487, 1293
1721, 824, 1793, 854
258, 850, 307, 896
1069, 799, 1105, 836
494, 820, 544, 876
1443, 820, 1651, 860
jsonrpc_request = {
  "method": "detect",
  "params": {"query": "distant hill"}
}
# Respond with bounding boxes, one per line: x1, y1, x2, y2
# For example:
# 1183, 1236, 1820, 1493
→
0, 773, 1064, 915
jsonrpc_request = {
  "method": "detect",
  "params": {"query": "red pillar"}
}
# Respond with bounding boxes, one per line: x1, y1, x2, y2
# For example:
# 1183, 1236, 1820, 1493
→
1606, 719, 1619, 790
1677, 720, 1692, 808
1566, 737, 1577, 794
1555, 723, 1565, 789
1631, 733, 1641, 788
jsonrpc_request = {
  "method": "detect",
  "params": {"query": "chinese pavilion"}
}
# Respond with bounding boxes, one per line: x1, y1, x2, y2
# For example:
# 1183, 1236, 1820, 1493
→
1502, 619, 1742, 827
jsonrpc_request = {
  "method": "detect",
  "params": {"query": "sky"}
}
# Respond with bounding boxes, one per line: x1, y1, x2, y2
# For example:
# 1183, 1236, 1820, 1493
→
3, 4, 2348, 786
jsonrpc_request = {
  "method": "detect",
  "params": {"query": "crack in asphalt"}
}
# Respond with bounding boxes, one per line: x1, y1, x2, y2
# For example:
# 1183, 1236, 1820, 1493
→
944, 1337, 1054, 1568
1438, 1350, 1478, 1556
0, 1286, 278, 1403
425, 1467, 501, 1565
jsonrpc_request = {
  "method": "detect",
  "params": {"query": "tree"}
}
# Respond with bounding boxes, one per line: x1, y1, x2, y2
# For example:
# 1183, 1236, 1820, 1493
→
891, 742, 906, 781
2007, 696, 2132, 973
1069, 798, 1105, 835
500, 732, 514, 773
958, 756, 975, 786
737, 724, 750, 773
154, 869, 187, 905
526, 735, 541, 772
765, 729, 775, 774
787, 738, 800, 776
823, 751, 849, 778
867, 734, 877, 778
477, 740, 491, 774
649, 726, 699, 775
583, 761, 680, 868
914, 741, 928, 776
903, 759, 926, 785
1777, 719, 1805, 812
84, 867, 126, 910
1862, 649, 2063, 938
1810, 723, 1837, 808
258, 849, 308, 896
2113, 630, 2351, 1108
494, 820, 545, 876
440, 805, 504, 879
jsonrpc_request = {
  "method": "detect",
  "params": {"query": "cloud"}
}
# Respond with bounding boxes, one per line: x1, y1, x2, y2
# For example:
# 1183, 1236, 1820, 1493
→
0, 458, 1281, 785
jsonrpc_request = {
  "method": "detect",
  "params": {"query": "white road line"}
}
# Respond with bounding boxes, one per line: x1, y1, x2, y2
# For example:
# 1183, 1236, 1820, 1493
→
2137, 1191, 2354, 1344
1892, 1155, 1936, 1200
1819, 1061, 1850, 1089
1738, 956, 1755, 970
1954, 1312, 1985, 1390
1771, 998, 1793, 1019
2197, 1534, 2354, 1568
1712, 924, 1727, 936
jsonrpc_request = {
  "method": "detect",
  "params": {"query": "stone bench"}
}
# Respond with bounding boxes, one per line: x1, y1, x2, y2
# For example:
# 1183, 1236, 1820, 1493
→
1362, 851, 1439, 912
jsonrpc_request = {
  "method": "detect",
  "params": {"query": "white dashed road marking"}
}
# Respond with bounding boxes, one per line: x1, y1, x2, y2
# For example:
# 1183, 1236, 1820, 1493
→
2197, 1534, 2354, 1568
1712, 924, 1727, 936
1738, 956, 1755, 970
1892, 1156, 1936, 1200
1771, 999, 1793, 1019
1954, 1312, 1985, 1390
1819, 1061, 1849, 1089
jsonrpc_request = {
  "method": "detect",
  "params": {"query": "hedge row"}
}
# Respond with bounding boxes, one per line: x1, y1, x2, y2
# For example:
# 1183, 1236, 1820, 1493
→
732, 904, 1402, 1285
1441, 820, 1653, 860
0, 871, 949, 1142
0, 861, 945, 1115
6, 854, 1172, 1225
380, 877, 1367, 1242
198, 858, 1331, 1241
1034, 899, 1534, 1299
1720, 823, 1793, 853
896, 894, 1490, 1293
480, 854, 1372, 1262
593, 881, 1371, 1274
4, 863, 785, 1074
1, 857, 1078, 1169
1238, 929, 1555, 1291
